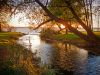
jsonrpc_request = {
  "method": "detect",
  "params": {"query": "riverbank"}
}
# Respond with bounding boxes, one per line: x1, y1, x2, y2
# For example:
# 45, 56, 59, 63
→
0, 32, 24, 41
0, 32, 39, 75
41, 31, 100, 44
40, 31, 100, 55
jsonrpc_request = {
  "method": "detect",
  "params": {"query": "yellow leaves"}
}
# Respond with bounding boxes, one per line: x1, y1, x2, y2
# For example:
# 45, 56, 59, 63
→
17, 55, 40, 75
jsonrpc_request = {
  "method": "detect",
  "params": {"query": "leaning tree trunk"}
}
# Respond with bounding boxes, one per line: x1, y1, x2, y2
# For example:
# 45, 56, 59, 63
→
0, 23, 2, 32
35, 0, 100, 43
65, 1, 100, 40
57, 19, 99, 43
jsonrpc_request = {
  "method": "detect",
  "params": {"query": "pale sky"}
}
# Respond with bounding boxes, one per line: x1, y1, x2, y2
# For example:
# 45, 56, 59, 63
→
8, 0, 100, 28
9, 12, 30, 27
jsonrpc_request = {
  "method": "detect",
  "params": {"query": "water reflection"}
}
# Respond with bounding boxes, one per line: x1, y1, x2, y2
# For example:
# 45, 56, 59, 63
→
51, 43, 88, 75
18, 35, 54, 65
53, 43, 100, 75
18, 34, 100, 75
18, 35, 40, 51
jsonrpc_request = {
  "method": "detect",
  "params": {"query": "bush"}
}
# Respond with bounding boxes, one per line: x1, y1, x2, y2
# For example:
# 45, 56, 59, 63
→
0, 44, 39, 75
40, 28, 59, 40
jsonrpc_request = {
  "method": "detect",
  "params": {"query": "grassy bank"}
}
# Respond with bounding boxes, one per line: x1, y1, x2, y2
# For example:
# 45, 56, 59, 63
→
55, 32, 100, 40
40, 28, 100, 41
0, 32, 39, 75
40, 28, 100, 45
0, 32, 24, 40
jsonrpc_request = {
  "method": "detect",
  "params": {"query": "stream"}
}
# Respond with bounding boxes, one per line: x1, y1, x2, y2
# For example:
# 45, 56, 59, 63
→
18, 34, 100, 75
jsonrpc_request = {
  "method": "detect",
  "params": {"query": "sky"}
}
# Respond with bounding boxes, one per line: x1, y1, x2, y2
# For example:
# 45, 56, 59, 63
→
8, 0, 100, 28
9, 12, 30, 27
92, 0, 100, 27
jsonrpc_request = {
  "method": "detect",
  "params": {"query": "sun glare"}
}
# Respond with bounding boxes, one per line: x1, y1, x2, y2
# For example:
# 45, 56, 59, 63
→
60, 24, 65, 28
9, 13, 30, 27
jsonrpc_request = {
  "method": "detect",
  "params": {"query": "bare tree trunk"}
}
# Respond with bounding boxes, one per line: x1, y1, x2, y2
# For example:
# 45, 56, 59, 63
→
98, 14, 100, 31
65, 1, 100, 41
89, 0, 93, 30
0, 23, 2, 32
85, 0, 90, 27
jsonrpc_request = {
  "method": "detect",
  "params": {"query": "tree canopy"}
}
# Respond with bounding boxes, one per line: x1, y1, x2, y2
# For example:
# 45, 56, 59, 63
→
0, 0, 100, 43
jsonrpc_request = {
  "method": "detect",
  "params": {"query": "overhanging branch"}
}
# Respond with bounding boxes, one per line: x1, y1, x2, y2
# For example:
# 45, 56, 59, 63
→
33, 19, 53, 30
10, 1, 35, 17
35, 0, 98, 42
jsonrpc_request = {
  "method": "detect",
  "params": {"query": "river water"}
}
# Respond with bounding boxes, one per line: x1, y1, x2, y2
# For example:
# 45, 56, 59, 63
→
18, 34, 100, 75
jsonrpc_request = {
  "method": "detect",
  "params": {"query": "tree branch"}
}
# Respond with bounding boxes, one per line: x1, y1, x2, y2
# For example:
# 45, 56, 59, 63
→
35, 0, 100, 42
35, 0, 60, 21
46, 0, 49, 6
33, 19, 53, 30
10, 1, 35, 17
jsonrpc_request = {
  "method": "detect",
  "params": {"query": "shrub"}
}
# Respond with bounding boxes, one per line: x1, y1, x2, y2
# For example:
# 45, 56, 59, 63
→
40, 28, 59, 40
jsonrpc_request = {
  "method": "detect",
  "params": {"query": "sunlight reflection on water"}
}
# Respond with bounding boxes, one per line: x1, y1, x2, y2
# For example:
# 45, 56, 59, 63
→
18, 35, 40, 49
18, 34, 53, 64
18, 34, 100, 75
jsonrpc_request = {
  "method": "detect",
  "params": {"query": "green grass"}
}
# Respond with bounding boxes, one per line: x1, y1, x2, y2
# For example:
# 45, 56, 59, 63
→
0, 32, 39, 75
40, 28, 100, 41
93, 31, 100, 37
55, 32, 100, 40
0, 32, 23, 40
55, 33, 80, 40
